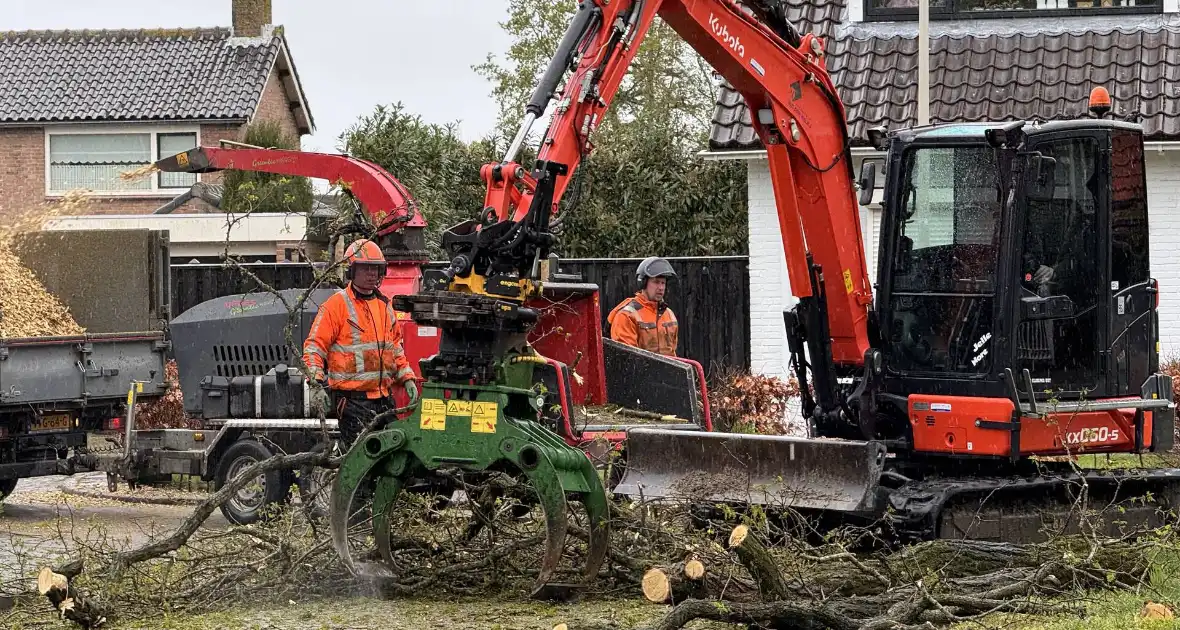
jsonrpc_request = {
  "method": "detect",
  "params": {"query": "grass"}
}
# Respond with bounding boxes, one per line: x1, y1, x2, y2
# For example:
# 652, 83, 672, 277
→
62, 595, 695, 630
956, 591, 1177, 629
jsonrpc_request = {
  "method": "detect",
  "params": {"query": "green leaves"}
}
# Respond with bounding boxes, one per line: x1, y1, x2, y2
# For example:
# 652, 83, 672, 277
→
221, 120, 314, 215
338, 103, 504, 259
337, 0, 750, 259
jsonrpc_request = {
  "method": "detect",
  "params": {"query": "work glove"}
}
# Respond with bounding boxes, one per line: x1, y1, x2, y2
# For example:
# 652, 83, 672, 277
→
403, 379, 420, 406
309, 379, 331, 416
1033, 265, 1054, 285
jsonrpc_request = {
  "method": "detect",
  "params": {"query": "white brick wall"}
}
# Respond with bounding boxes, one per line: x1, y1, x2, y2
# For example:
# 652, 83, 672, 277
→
746, 150, 1180, 375
746, 159, 878, 378
1147, 152, 1180, 357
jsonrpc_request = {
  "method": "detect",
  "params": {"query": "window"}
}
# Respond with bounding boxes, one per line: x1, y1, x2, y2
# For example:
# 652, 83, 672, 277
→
47, 128, 197, 195
158, 133, 198, 190
1110, 131, 1149, 289
865, 0, 1158, 21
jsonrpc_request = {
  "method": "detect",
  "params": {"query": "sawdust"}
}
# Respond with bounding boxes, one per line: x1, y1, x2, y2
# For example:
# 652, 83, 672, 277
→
119, 163, 160, 182
0, 190, 93, 338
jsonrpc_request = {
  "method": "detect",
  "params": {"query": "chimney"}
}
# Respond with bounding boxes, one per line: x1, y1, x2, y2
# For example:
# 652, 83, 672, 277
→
232, 0, 272, 37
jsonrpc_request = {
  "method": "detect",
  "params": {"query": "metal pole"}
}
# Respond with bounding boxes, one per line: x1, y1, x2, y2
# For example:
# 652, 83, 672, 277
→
917, 0, 929, 127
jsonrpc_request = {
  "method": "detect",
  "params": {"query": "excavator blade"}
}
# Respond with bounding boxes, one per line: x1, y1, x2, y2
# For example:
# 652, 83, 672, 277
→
613, 427, 887, 513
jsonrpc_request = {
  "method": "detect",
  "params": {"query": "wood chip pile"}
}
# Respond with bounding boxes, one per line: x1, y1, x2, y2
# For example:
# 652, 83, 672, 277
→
0, 190, 93, 338
0, 244, 85, 338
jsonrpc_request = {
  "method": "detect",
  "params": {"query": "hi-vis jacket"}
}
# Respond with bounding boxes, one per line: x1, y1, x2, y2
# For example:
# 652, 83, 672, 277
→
607, 292, 678, 357
303, 284, 415, 398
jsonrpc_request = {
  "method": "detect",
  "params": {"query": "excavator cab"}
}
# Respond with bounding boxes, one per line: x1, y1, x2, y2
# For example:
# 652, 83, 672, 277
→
865, 118, 1169, 455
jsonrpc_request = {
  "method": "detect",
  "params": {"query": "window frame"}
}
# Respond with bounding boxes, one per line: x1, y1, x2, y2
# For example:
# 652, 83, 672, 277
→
863, 0, 1160, 22
44, 124, 201, 197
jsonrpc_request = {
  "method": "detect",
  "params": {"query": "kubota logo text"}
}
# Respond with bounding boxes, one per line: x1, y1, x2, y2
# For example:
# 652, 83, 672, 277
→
709, 13, 744, 58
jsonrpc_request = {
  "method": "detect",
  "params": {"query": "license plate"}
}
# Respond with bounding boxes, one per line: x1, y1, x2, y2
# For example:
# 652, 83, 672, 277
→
31, 413, 71, 432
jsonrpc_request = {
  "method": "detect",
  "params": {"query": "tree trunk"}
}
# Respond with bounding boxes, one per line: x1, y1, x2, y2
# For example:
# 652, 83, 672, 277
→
728, 524, 791, 601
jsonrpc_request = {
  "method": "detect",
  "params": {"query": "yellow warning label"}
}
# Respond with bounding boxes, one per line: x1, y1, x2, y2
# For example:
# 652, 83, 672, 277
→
471, 401, 498, 434
420, 398, 446, 430
843, 269, 853, 294
177, 152, 189, 167
446, 399, 472, 416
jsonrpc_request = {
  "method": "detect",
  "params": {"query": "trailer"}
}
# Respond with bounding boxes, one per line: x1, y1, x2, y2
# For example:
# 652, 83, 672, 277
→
0, 229, 173, 502
86, 370, 337, 524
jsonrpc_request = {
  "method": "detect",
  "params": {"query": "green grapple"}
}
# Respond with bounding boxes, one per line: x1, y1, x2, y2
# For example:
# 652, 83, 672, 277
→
328, 291, 611, 600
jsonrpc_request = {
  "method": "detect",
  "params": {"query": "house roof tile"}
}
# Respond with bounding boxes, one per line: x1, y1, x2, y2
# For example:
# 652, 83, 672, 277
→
709, 1, 1180, 150
0, 26, 312, 132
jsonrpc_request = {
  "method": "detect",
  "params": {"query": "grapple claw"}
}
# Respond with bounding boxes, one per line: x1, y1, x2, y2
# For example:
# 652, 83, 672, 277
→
326, 380, 612, 597
372, 476, 403, 567
329, 429, 409, 579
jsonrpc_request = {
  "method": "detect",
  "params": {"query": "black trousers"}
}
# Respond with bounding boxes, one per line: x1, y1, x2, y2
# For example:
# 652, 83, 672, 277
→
331, 392, 394, 449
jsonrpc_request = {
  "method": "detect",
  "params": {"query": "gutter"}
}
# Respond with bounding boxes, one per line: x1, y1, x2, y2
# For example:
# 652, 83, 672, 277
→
696, 147, 883, 161
699, 142, 1180, 160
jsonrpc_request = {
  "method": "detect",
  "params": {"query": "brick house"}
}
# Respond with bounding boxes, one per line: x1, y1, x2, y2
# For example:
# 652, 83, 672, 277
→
0, 0, 313, 219
702, 0, 1180, 378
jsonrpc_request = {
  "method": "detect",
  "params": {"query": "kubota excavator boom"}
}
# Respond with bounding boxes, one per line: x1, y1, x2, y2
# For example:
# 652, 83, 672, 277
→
431, 0, 874, 428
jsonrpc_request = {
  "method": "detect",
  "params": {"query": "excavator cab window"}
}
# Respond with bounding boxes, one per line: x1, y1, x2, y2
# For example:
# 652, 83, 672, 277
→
887, 145, 1002, 375
1015, 135, 1102, 392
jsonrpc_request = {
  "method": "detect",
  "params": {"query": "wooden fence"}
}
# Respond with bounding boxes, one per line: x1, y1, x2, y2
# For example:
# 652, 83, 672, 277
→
170, 256, 750, 375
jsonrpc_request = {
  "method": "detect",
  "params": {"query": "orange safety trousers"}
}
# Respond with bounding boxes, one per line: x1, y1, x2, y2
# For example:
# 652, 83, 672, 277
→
607, 292, 679, 357
303, 284, 415, 399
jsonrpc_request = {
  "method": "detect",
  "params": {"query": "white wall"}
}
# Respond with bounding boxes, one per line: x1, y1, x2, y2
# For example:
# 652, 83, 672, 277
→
42, 212, 309, 261
1147, 152, 1180, 357
745, 150, 1180, 374
745, 158, 879, 379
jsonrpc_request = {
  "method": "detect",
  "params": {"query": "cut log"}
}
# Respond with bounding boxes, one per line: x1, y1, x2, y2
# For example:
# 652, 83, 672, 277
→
37, 567, 69, 596
728, 524, 790, 601
37, 566, 108, 629
642, 560, 708, 604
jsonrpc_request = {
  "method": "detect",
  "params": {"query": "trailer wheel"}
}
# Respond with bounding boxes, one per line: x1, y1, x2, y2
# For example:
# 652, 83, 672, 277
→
0, 479, 16, 502
214, 439, 292, 525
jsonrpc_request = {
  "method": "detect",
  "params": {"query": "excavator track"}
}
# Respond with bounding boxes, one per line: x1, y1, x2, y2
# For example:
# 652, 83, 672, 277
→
886, 463, 1180, 545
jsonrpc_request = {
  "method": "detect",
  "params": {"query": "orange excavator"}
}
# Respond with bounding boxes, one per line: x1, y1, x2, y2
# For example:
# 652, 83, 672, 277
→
410, 0, 1180, 548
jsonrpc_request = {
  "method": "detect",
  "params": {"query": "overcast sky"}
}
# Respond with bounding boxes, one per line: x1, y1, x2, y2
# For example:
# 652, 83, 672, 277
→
6, 0, 515, 153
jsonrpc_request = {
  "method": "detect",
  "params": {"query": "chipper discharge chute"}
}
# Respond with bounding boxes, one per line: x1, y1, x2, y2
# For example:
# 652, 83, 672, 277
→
328, 291, 610, 602
613, 427, 888, 514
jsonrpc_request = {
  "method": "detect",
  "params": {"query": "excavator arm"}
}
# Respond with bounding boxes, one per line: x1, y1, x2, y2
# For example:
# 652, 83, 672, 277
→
445, 0, 873, 420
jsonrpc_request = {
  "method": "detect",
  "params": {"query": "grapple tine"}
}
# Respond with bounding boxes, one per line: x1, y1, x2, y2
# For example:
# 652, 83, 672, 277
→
576, 457, 610, 584
329, 430, 409, 579
372, 476, 404, 567
580, 489, 610, 584
521, 460, 571, 593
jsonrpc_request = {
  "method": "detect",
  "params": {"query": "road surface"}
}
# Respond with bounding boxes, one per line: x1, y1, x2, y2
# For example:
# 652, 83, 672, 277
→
0, 472, 226, 592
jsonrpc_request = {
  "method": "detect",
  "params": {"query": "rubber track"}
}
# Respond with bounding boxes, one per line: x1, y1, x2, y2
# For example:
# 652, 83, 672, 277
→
885, 464, 1180, 544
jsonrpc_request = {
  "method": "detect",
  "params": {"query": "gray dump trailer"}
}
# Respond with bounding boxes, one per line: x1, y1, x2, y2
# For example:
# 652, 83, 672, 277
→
0, 229, 172, 501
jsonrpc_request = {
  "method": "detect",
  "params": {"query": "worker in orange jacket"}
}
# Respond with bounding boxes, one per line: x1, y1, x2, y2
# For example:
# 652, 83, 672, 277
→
303, 238, 419, 447
607, 256, 679, 357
